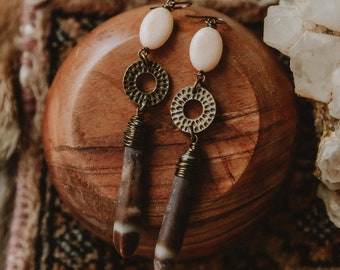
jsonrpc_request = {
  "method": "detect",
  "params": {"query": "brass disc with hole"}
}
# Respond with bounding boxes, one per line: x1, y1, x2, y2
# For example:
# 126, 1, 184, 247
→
170, 86, 216, 134
123, 60, 170, 107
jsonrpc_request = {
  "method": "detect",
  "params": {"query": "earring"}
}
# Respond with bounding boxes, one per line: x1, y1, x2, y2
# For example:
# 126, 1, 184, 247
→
113, 0, 192, 258
154, 16, 225, 270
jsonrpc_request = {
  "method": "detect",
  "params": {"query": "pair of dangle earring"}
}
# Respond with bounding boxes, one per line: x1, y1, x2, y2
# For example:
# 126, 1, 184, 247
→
154, 16, 225, 270
113, 0, 192, 258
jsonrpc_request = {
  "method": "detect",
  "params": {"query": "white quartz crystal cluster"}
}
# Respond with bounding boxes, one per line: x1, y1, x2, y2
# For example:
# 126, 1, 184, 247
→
318, 185, 340, 228
264, 0, 340, 104
263, 0, 340, 227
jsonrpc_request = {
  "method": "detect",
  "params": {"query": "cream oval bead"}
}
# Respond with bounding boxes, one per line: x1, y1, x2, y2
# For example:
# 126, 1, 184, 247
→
189, 27, 223, 72
139, 7, 174, 50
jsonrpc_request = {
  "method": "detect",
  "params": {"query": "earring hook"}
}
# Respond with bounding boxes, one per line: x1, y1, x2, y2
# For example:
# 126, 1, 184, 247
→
186, 15, 227, 29
151, 0, 192, 11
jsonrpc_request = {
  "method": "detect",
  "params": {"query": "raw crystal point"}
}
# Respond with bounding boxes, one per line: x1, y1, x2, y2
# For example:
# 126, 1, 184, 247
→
317, 133, 340, 190
297, 0, 340, 32
263, 1, 340, 104
279, 0, 296, 5
263, 5, 303, 54
328, 67, 340, 119
317, 185, 340, 228
289, 31, 340, 103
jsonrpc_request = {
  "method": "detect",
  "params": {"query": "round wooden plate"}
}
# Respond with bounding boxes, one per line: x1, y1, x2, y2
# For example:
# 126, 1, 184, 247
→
43, 5, 298, 260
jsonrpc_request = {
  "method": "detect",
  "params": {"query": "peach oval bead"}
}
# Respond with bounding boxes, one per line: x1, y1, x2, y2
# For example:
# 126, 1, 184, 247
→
139, 7, 174, 50
189, 27, 223, 72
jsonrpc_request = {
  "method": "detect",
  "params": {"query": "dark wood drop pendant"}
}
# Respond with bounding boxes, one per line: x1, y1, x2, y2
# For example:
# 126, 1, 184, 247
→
154, 143, 201, 270
113, 114, 146, 258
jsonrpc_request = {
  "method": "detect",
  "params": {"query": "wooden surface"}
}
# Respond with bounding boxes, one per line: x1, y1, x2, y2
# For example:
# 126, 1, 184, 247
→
43, 5, 298, 260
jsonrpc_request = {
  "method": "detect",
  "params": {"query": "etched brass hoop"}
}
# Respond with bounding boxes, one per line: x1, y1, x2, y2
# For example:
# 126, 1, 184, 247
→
170, 86, 216, 134
123, 60, 170, 107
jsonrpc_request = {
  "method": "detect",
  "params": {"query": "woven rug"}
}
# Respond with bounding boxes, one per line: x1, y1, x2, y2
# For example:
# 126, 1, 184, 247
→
1, 1, 340, 269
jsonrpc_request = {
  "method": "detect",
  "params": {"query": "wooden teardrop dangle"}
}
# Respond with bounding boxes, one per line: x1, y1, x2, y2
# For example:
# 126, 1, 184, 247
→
154, 137, 201, 270
154, 16, 225, 269
113, 112, 146, 258
113, 0, 192, 259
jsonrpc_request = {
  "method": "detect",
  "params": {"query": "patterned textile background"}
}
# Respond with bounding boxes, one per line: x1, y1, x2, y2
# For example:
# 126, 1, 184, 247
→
1, 1, 340, 269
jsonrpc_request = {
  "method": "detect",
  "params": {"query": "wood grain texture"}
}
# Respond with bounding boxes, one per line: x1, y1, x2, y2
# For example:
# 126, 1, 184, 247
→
43, 5, 298, 260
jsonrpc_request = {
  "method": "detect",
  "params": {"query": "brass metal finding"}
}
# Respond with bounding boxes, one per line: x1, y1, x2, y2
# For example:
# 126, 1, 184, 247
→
123, 113, 147, 150
151, 0, 192, 11
164, 0, 192, 10
170, 85, 216, 134
175, 142, 201, 179
193, 70, 205, 94
138, 47, 150, 66
123, 60, 170, 107
189, 125, 198, 145
185, 15, 227, 29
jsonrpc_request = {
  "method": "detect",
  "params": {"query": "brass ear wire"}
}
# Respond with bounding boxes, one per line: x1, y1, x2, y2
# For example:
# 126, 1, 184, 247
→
165, 0, 192, 10
151, 0, 192, 11
185, 15, 226, 29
